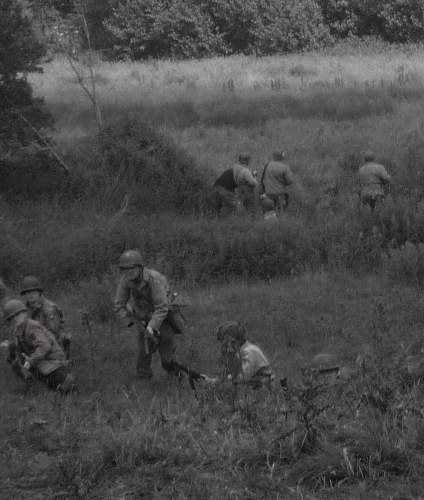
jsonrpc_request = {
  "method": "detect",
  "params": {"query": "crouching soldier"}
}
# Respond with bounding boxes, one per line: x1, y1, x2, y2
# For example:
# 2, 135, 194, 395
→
20, 275, 71, 360
114, 250, 187, 380
4, 299, 76, 393
216, 321, 274, 389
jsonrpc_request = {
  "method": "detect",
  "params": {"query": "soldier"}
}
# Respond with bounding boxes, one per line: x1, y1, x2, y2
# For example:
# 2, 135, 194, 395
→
114, 249, 185, 380
3, 299, 75, 393
358, 151, 391, 211
213, 153, 257, 215
216, 321, 274, 389
20, 275, 71, 360
260, 150, 294, 213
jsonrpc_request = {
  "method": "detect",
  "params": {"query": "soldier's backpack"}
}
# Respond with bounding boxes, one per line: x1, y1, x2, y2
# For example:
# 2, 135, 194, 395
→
167, 292, 188, 334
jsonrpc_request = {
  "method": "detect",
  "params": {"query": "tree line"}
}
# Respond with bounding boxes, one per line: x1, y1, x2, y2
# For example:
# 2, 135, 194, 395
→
31, 0, 424, 59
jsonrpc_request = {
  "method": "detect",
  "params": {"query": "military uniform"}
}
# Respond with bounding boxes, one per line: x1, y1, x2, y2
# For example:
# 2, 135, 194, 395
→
29, 297, 70, 349
12, 318, 71, 390
114, 267, 178, 378
358, 161, 391, 209
262, 160, 294, 212
217, 322, 273, 389
213, 160, 257, 215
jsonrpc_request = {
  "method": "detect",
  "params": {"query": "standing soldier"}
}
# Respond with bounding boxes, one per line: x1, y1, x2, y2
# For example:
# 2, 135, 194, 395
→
3, 299, 75, 393
216, 321, 274, 389
213, 153, 257, 215
358, 151, 391, 211
20, 275, 71, 360
260, 150, 294, 213
114, 250, 184, 380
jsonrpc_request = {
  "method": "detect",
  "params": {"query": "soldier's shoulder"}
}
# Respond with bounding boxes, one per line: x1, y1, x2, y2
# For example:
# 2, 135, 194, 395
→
145, 267, 166, 279
42, 298, 60, 311
144, 268, 167, 285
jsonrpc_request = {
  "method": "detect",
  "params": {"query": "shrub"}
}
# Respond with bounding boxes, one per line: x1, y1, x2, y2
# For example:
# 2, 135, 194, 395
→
106, 0, 330, 59
106, 0, 226, 59
83, 118, 206, 212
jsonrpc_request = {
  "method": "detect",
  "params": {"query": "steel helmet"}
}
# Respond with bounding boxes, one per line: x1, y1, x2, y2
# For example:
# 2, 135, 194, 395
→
238, 153, 251, 165
273, 150, 285, 161
310, 352, 340, 373
118, 249, 144, 269
216, 321, 247, 344
3, 299, 28, 321
364, 150, 376, 162
20, 275, 43, 295
261, 196, 275, 212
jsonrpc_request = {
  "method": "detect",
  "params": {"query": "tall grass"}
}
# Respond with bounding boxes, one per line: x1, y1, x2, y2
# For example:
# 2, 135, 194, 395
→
2, 275, 424, 498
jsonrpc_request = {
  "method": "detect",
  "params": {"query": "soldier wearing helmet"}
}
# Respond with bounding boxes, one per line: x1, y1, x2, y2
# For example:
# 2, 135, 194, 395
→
3, 299, 75, 393
260, 149, 294, 214
358, 151, 391, 211
216, 321, 273, 389
114, 249, 183, 380
213, 152, 257, 215
20, 275, 71, 360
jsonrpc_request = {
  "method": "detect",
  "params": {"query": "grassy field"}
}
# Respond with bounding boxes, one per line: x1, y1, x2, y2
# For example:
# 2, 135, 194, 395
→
2, 273, 424, 499
2, 44, 424, 498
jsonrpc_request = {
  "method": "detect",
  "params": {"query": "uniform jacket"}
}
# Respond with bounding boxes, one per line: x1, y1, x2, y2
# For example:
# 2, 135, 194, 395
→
240, 341, 271, 380
263, 161, 294, 195
30, 297, 64, 342
114, 267, 170, 331
14, 319, 66, 375
358, 162, 391, 196
214, 163, 257, 191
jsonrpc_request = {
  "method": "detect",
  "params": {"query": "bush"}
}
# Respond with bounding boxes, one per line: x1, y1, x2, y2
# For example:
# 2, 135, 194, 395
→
80, 118, 206, 212
317, 0, 424, 42
106, 0, 330, 59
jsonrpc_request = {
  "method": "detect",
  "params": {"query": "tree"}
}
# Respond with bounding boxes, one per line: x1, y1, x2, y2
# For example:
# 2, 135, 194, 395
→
0, 0, 51, 158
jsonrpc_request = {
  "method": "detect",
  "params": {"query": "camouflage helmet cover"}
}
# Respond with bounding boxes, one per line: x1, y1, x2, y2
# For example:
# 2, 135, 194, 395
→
3, 299, 28, 321
118, 249, 144, 269
310, 352, 340, 373
216, 321, 247, 344
20, 275, 43, 295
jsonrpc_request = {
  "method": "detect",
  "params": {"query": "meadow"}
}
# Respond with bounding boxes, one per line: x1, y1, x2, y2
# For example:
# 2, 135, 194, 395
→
2, 43, 424, 498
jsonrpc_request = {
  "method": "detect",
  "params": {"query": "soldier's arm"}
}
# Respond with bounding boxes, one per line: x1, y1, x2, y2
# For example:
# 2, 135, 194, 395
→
45, 303, 64, 335
27, 327, 51, 368
378, 167, 391, 185
240, 351, 256, 380
242, 168, 258, 188
283, 166, 294, 186
147, 274, 169, 331
114, 279, 131, 322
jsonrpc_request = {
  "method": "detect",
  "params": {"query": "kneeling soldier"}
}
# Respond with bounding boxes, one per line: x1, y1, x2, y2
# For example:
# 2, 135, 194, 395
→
20, 275, 71, 360
114, 249, 185, 380
4, 299, 75, 393
216, 321, 274, 389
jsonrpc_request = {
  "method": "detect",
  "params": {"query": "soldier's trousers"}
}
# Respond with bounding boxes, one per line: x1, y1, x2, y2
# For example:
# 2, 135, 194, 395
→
137, 320, 177, 378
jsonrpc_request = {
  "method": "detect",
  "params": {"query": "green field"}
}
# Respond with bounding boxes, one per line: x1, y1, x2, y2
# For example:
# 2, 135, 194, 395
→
3, 46, 424, 498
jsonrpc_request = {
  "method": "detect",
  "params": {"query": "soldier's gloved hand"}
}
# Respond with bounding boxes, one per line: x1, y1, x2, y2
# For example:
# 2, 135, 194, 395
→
23, 360, 31, 370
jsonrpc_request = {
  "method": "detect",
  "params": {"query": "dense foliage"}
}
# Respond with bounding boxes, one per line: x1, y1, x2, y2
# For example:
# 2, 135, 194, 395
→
106, 0, 330, 58
0, 0, 56, 200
